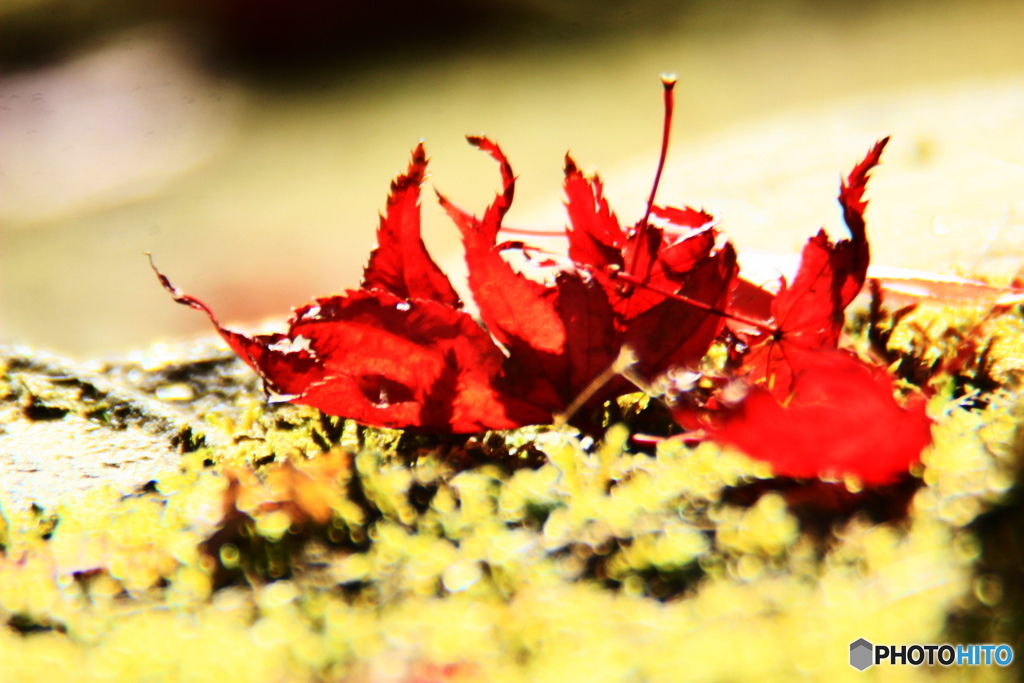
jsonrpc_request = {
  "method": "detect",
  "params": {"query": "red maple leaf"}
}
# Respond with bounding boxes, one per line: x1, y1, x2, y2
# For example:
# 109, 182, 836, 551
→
733, 137, 889, 397
692, 137, 933, 483
153, 81, 934, 487
437, 129, 736, 419
153, 79, 736, 431
152, 146, 550, 433
712, 350, 932, 484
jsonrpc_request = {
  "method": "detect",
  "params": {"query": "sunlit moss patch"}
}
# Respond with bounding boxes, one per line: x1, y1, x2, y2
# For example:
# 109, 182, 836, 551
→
1, 300, 1023, 681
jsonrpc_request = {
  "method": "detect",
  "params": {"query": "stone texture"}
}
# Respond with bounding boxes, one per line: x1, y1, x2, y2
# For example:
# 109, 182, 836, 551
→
0, 342, 253, 511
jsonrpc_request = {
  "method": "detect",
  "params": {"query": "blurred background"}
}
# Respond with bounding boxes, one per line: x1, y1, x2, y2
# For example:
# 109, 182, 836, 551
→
2, 0, 1023, 359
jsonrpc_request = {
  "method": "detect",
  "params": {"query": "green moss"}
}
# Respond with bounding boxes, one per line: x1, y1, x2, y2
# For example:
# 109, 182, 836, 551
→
1, 302, 1023, 681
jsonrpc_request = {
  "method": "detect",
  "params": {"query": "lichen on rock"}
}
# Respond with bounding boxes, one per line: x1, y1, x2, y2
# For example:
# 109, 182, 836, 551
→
1, 297, 1023, 681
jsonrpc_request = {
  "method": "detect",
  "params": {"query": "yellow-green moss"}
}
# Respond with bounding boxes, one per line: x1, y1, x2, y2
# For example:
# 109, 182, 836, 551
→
1, 301, 1023, 681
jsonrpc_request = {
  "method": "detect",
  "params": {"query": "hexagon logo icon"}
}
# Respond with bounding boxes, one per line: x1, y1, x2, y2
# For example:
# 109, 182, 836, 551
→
850, 638, 874, 671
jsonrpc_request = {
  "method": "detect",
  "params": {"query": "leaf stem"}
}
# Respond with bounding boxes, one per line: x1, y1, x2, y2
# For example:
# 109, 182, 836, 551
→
640, 75, 677, 229
611, 269, 775, 333
498, 223, 702, 239
554, 346, 639, 427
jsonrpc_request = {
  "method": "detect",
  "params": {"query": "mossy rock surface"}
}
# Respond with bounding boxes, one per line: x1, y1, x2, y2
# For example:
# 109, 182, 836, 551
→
2, 297, 1024, 682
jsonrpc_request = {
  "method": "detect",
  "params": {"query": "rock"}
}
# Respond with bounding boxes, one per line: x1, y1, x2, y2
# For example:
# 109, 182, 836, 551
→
0, 341, 255, 511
